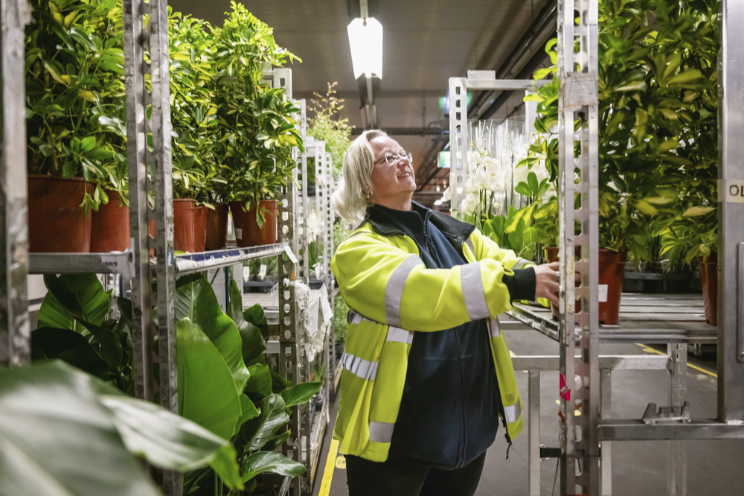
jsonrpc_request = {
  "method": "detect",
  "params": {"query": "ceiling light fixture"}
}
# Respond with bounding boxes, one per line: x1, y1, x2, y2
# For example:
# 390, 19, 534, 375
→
347, 13, 383, 79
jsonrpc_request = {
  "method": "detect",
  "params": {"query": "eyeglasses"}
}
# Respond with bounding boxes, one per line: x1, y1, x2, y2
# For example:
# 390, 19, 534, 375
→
374, 152, 413, 165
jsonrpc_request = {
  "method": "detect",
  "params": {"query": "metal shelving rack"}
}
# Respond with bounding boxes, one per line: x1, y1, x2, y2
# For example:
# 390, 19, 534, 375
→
449, 1, 744, 495
1, 2, 307, 496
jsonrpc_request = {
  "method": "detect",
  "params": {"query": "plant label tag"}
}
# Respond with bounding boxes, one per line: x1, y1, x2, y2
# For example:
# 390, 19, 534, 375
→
319, 284, 333, 323
315, 264, 322, 280
598, 284, 608, 303
235, 228, 242, 240
259, 264, 267, 280
718, 179, 744, 203
242, 266, 250, 281
284, 245, 298, 264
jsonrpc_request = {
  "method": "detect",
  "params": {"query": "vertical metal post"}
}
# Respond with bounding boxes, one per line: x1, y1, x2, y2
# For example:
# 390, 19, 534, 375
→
124, 0, 178, 493
448, 77, 469, 218
0, 0, 31, 368
600, 370, 612, 496
558, 0, 600, 494
528, 371, 541, 496
667, 344, 687, 496
718, 0, 744, 424
298, 103, 309, 283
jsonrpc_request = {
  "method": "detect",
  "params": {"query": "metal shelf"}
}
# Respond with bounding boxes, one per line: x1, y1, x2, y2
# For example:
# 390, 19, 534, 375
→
507, 294, 717, 344
175, 243, 287, 275
29, 252, 135, 278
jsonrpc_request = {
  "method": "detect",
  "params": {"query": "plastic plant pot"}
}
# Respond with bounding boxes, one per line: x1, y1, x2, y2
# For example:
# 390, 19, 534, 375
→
230, 200, 278, 247
173, 199, 196, 253
544, 246, 581, 319
90, 190, 129, 252
205, 203, 229, 250
193, 205, 207, 253
597, 249, 627, 325
698, 253, 717, 326
28, 175, 94, 253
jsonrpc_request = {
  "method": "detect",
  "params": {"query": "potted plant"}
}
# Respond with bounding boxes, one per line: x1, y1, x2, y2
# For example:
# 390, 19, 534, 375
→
26, 0, 127, 253
211, 3, 302, 247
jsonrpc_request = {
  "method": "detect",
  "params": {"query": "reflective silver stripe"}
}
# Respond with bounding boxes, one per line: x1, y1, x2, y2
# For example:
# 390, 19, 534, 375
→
385, 255, 423, 327
504, 402, 522, 424
368, 421, 395, 443
512, 258, 532, 270
464, 238, 475, 256
351, 312, 363, 325
460, 262, 490, 321
387, 326, 414, 344
488, 318, 501, 338
341, 352, 378, 380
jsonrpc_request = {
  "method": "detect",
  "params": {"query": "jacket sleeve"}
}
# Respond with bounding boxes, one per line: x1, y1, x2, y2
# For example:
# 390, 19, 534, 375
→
331, 231, 514, 332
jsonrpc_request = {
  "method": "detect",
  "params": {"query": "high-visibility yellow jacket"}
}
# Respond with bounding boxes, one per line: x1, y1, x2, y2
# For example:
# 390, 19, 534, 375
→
331, 210, 528, 463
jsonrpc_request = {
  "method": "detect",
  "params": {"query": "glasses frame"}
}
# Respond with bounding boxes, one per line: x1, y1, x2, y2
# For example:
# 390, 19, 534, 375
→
373, 152, 413, 166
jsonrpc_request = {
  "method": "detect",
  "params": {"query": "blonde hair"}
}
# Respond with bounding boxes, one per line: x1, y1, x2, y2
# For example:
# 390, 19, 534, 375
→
332, 130, 387, 225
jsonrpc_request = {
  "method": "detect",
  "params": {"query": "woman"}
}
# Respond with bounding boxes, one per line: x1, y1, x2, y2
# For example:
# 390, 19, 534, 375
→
331, 130, 562, 496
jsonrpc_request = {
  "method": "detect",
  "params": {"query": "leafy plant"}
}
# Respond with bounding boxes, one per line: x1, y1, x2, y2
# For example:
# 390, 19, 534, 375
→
518, 0, 718, 263
25, 0, 128, 211
210, 2, 303, 226
0, 360, 242, 495
308, 82, 352, 181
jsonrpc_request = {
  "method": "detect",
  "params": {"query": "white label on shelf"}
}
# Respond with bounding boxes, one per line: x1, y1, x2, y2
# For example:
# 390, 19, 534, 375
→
598, 284, 608, 303
319, 284, 333, 323
284, 245, 298, 264
242, 267, 250, 281
315, 264, 322, 280
718, 179, 744, 203
259, 264, 267, 280
235, 228, 242, 240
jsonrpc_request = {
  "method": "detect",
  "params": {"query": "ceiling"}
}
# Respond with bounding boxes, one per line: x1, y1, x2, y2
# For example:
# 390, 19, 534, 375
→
170, 0, 552, 207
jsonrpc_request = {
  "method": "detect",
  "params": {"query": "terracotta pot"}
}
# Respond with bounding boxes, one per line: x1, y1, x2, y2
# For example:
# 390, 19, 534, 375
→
173, 199, 196, 253
148, 220, 156, 258
90, 191, 129, 252
698, 253, 717, 326
193, 205, 207, 253
28, 175, 94, 253
598, 249, 627, 325
231, 200, 278, 247
544, 247, 581, 319
205, 203, 229, 250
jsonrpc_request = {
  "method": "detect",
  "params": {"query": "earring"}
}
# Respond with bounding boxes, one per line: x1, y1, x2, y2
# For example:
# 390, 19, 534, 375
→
366, 192, 371, 199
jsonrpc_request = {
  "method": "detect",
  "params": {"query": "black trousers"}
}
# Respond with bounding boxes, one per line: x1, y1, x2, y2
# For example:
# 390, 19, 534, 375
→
345, 452, 487, 496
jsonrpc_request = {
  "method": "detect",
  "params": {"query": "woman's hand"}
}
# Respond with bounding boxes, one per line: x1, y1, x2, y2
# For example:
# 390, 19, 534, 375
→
533, 261, 581, 306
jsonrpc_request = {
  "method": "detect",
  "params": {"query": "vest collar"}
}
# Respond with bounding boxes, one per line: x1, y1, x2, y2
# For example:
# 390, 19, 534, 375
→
362, 201, 476, 249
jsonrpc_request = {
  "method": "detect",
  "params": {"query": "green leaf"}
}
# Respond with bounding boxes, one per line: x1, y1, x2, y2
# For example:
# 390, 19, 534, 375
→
31, 328, 109, 379
228, 280, 266, 363
245, 363, 272, 397
40, 274, 111, 329
260, 430, 291, 453
0, 361, 160, 496
280, 381, 322, 408
99, 395, 243, 490
240, 452, 305, 483
81, 136, 96, 152
243, 394, 290, 452
667, 69, 704, 86
75, 320, 124, 372
236, 394, 260, 432
682, 206, 716, 217
176, 318, 242, 440
527, 172, 539, 195
175, 274, 250, 394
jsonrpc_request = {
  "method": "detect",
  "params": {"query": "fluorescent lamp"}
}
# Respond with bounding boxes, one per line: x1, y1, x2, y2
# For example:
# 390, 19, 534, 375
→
347, 17, 383, 79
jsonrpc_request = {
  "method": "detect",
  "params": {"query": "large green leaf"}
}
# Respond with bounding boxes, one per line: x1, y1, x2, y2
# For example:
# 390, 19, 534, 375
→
176, 318, 242, 440
280, 381, 322, 408
240, 452, 306, 483
243, 303, 269, 339
245, 363, 272, 397
243, 394, 290, 452
39, 274, 111, 330
175, 274, 250, 394
236, 394, 260, 432
31, 327, 109, 379
76, 320, 124, 372
99, 395, 243, 490
227, 280, 266, 364
0, 361, 160, 496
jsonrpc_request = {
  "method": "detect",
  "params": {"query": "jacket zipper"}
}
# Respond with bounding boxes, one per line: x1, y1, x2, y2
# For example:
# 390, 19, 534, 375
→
453, 330, 467, 468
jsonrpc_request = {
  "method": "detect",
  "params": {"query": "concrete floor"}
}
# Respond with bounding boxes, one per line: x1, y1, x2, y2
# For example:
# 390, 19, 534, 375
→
311, 326, 744, 496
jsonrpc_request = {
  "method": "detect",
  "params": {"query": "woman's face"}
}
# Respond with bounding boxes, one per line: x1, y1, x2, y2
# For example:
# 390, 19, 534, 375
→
368, 136, 417, 204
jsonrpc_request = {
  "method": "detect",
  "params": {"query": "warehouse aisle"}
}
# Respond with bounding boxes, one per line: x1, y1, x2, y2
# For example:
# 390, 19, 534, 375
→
312, 326, 744, 496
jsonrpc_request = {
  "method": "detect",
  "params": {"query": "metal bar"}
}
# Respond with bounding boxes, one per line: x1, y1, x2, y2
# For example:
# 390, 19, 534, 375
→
667, 344, 688, 496
174, 244, 287, 274
0, 0, 31, 368
511, 355, 670, 372
448, 77, 469, 217
738, 242, 744, 362
718, 0, 744, 424
601, 370, 612, 496
29, 252, 135, 277
528, 371, 541, 496
598, 420, 744, 441
466, 78, 550, 92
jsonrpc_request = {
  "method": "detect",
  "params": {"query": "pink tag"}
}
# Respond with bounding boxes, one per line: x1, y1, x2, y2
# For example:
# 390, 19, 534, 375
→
559, 373, 572, 402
